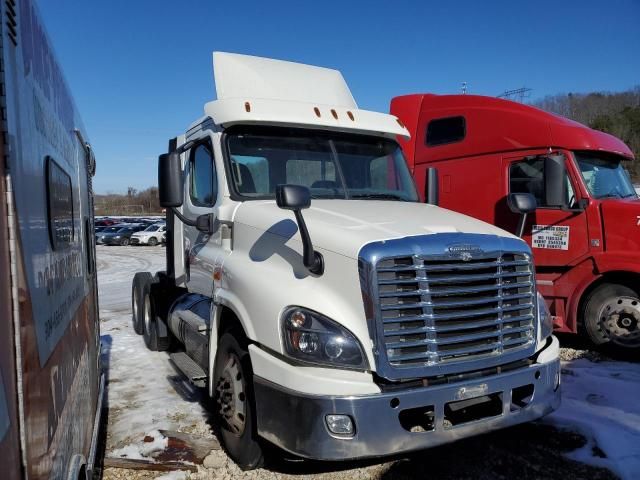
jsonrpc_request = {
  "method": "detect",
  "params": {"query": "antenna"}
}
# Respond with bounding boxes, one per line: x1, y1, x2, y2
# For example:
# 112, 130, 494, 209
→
461, 82, 467, 95
497, 87, 532, 103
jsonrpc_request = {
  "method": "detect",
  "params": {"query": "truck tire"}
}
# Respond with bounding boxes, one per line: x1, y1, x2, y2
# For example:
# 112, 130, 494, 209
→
214, 331, 264, 470
131, 272, 152, 335
582, 283, 640, 350
141, 277, 171, 351
148, 237, 158, 246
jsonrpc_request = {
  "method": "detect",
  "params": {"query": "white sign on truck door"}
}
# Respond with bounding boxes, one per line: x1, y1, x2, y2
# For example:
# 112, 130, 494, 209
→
532, 225, 570, 250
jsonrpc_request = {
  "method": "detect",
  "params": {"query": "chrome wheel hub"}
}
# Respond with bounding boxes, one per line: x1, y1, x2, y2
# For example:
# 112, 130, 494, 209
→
599, 296, 640, 347
216, 353, 246, 435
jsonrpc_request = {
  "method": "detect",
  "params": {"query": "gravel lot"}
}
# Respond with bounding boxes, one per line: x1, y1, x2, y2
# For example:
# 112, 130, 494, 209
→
97, 246, 638, 480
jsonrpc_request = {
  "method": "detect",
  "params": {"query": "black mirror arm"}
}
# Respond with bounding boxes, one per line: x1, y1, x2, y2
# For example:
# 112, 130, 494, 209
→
515, 212, 528, 238
171, 207, 197, 227
293, 209, 324, 275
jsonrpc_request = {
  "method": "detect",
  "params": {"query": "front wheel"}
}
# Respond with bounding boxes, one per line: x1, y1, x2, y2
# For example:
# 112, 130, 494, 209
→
148, 237, 158, 247
121, 238, 130, 246
582, 283, 640, 350
214, 331, 264, 470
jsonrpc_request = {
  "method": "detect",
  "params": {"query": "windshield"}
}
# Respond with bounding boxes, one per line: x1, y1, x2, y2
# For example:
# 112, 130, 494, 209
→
226, 128, 419, 202
576, 152, 637, 199
117, 227, 133, 233
144, 224, 161, 232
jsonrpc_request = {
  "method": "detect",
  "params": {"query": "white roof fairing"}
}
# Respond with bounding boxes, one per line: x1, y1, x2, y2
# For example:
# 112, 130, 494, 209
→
203, 52, 409, 139
213, 52, 357, 108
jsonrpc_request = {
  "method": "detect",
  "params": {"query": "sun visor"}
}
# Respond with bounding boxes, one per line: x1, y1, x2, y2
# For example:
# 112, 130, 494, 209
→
213, 52, 357, 108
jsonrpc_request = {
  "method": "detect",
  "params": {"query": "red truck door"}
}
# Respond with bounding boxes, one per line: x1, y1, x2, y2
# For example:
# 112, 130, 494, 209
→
503, 153, 590, 267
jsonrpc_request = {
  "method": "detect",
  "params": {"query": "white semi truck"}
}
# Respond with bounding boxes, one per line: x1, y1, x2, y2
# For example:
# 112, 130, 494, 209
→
132, 52, 561, 469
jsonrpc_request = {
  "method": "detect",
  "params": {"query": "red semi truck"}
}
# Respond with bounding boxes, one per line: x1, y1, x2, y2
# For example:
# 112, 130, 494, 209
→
391, 94, 640, 351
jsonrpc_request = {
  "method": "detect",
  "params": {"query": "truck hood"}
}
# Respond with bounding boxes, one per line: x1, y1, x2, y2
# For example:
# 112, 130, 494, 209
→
233, 200, 519, 259
600, 197, 640, 253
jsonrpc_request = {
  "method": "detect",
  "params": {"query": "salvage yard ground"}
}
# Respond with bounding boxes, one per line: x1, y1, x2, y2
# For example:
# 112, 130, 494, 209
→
97, 246, 640, 480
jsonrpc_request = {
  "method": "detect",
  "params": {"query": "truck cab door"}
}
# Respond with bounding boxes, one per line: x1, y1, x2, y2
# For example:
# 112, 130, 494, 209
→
504, 153, 590, 267
182, 138, 221, 296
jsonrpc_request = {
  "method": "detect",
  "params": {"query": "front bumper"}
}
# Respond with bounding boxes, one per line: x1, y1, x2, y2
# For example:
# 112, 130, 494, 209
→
253, 338, 561, 461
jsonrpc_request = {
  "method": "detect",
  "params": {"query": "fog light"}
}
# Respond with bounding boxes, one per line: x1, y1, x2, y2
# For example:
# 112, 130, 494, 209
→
325, 414, 354, 436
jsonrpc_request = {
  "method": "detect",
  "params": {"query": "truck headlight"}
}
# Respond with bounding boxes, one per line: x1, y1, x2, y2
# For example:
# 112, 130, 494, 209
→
282, 307, 368, 370
537, 291, 553, 340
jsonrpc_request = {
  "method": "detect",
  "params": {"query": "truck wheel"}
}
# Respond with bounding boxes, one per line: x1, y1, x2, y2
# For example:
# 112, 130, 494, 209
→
131, 272, 152, 335
214, 332, 264, 470
583, 283, 640, 350
141, 278, 171, 351
148, 237, 158, 246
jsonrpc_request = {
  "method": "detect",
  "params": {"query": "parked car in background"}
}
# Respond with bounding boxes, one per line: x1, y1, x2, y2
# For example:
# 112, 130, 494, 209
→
95, 218, 117, 227
130, 223, 166, 246
98, 224, 147, 245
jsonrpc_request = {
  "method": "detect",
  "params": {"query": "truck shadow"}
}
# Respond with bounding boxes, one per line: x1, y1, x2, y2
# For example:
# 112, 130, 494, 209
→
267, 423, 617, 479
249, 219, 310, 279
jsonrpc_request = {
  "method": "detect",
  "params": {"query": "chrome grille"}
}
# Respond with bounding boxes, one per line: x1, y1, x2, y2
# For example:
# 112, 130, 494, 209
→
375, 252, 535, 369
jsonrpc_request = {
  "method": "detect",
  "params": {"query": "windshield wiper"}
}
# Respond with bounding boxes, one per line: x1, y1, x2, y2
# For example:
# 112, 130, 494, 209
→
351, 193, 409, 201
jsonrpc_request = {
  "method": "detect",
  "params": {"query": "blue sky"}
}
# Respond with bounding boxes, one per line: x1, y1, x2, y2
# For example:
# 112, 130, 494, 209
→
36, 0, 640, 193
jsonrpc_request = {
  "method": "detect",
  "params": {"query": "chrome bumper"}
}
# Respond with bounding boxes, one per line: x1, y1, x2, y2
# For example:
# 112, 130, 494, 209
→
253, 342, 560, 461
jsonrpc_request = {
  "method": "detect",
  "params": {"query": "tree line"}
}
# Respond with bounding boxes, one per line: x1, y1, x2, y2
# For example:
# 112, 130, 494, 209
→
533, 86, 640, 180
94, 186, 162, 216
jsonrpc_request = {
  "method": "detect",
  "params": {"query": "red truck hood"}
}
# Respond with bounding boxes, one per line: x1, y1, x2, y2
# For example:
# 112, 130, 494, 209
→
601, 198, 640, 254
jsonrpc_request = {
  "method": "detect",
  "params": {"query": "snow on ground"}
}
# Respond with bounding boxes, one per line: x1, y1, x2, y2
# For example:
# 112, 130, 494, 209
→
98, 245, 640, 479
98, 245, 214, 459
547, 356, 640, 479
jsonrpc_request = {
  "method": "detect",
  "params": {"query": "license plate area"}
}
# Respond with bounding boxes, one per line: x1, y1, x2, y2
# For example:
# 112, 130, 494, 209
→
444, 392, 503, 427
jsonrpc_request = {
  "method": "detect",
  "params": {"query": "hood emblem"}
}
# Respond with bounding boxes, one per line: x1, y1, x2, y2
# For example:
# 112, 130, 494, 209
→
447, 244, 482, 261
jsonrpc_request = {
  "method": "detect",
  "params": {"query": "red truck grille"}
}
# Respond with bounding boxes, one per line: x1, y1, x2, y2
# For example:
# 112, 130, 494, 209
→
376, 253, 535, 368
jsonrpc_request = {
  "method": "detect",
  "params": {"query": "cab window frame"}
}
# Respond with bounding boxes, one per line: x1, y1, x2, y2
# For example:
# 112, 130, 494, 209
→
188, 140, 217, 208
508, 156, 577, 210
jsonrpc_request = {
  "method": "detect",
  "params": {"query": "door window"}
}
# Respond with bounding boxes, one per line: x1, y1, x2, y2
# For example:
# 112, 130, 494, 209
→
509, 158, 575, 208
190, 144, 217, 207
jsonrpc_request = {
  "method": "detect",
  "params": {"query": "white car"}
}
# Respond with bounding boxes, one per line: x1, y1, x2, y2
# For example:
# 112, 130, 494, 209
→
130, 223, 166, 246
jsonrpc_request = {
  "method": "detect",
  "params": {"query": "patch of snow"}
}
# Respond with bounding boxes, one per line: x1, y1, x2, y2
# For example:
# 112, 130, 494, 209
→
98, 246, 214, 454
547, 357, 640, 479
154, 472, 187, 480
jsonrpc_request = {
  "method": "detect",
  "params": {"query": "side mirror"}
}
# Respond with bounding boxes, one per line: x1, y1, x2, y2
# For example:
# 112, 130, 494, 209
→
158, 152, 183, 208
544, 155, 568, 208
426, 167, 439, 205
276, 184, 311, 210
507, 192, 537, 238
276, 185, 323, 275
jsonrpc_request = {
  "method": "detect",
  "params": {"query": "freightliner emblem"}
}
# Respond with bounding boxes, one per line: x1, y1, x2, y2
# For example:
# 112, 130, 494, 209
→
447, 244, 482, 261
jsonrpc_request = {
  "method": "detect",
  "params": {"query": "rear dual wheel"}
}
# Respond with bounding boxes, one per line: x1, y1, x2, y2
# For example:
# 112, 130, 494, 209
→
131, 272, 170, 351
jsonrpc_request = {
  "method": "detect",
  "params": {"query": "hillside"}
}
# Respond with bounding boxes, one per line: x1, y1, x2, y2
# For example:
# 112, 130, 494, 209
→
533, 87, 640, 180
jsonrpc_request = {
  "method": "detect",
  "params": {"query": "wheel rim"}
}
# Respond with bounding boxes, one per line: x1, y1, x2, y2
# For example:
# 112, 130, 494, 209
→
216, 353, 246, 436
598, 296, 640, 347
143, 294, 152, 334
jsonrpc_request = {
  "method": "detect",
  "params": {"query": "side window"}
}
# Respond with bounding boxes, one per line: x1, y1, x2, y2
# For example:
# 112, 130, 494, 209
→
46, 156, 74, 249
426, 116, 466, 146
189, 143, 216, 206
509, 158, 575, 208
